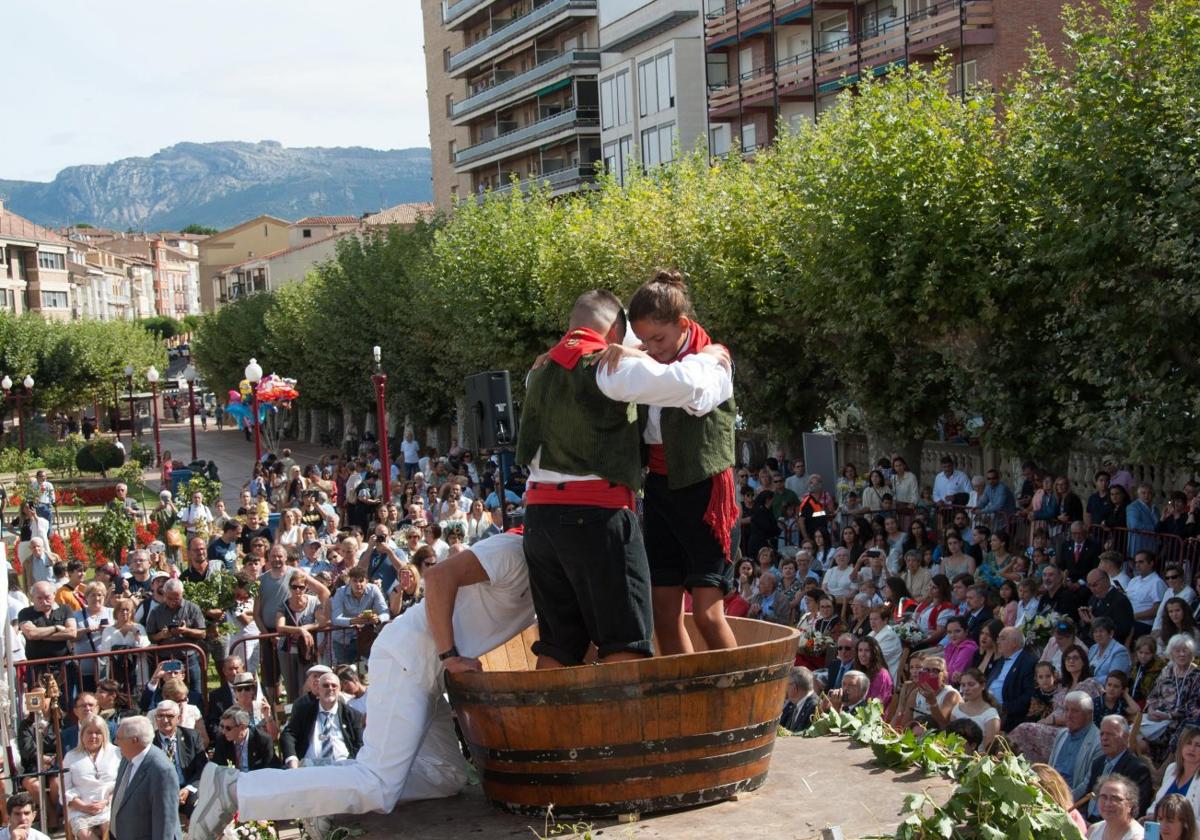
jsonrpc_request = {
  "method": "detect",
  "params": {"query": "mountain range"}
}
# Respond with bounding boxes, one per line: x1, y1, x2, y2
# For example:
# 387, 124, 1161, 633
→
0, 140, 433, 231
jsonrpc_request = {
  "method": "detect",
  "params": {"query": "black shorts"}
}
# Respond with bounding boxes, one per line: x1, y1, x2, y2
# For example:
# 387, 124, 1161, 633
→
523, 504, 654, 666
643, 473, 733, 593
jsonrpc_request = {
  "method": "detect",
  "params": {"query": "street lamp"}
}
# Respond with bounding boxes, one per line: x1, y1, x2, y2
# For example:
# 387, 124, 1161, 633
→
147, 366, 161, 468
245, 358, 263, 466
183, 365, 198, 461
371, 345, 391, 502
2, 375, 34, 452
124, 364, 136, 438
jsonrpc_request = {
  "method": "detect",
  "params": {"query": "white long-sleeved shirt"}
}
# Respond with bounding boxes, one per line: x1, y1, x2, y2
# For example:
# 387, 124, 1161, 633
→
528, 353, 731, 485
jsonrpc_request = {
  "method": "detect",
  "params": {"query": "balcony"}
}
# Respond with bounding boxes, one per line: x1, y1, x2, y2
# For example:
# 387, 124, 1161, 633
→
709, 1, 993, 109
489, 165, 597, 197
443, 0, 495, 27
455, 107, 599, 169
452, 49, 600, 123
448, 0, 597, 76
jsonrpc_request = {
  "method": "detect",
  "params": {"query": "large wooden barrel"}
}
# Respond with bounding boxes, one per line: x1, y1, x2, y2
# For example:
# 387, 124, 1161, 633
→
446, 615, 799, 818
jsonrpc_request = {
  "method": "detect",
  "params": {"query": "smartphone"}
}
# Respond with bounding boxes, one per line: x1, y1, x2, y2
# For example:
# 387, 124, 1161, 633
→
917, 671, 940, 693
1144, 821, 1160, 840
162, 660, 184, 674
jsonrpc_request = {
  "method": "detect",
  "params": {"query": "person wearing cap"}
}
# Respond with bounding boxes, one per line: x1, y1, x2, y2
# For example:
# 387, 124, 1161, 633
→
299, 540, 335, 577
189, 530, 533, 840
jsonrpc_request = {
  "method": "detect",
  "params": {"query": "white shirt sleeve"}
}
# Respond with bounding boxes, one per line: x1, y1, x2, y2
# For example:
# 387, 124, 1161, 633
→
595, 353, 732, 416
470, 531, 526, 588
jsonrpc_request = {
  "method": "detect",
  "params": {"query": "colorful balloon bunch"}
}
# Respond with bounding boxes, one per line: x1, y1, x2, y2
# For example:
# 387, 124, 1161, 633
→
225, 373, 300, 429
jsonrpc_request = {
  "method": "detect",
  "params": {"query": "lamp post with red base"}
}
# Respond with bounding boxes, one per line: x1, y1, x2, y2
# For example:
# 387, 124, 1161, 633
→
184, 365, 198, 461
1, 375, 34, 451
124, 364, 136, 438
147, 365, 161, 467
371, 345, 390, 502
245, 358, 263, 468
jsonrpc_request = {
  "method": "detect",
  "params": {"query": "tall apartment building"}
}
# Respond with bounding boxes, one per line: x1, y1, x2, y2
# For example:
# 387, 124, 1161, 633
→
597, 0, 707, 185
0, 201, 72, 320
422, 0, 603, 209
702, 0, 1081, 155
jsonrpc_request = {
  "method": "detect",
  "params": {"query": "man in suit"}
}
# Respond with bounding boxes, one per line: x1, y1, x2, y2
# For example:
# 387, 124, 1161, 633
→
780, 667, 818, 733
280, 673, 365, 767
152, 700, 207, 816
1046, 691, 1103, 801
203, 656, 247, 741
1080, 569, 1135, 643
962, 585, 991, 643
1058, 521, 1101, 584
213, 707, 279, 771
110, 715, 181, 840
1084, 714, 1153, 821
821, 633, 857, 691
984, 627, 1037, 730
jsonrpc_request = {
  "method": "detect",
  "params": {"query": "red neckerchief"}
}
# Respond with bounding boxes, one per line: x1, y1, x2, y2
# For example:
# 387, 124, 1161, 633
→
674, 320, 713, 359
546, 327, 608, 370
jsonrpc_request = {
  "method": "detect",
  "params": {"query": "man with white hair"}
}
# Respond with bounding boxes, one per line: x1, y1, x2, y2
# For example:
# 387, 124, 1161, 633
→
152, 699, 207, 816
17, 581, 76, 680
24, 537, 56, 586
984, 626, 1038, 729
189, 530, 534, 840
1085, 714, 1153, 819
112, 715, 180, 840
1047, 691, 1103, 800
822, 670, 869, 714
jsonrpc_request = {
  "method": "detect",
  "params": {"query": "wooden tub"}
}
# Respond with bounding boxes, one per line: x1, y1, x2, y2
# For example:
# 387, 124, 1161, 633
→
445, 616, 799, 818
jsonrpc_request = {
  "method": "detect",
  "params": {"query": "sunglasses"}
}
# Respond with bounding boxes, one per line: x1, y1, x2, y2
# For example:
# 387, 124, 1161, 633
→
1166, 574, 1182, 581
289, 585, 307, 591
234, 684, 257, 692
836, 645, 854, 651
220, 723, 239, 732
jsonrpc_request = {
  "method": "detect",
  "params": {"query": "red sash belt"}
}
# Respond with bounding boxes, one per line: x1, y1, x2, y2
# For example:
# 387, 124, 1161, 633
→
525, 480, 635, 510
647, 444, 668, 476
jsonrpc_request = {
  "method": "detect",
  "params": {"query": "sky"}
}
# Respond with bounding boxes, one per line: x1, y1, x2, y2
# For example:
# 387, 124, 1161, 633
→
1, 1, 430, 182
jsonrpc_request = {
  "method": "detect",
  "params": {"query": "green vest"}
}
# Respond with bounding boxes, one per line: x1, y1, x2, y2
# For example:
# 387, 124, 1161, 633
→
642, 397, 737, 490
515, 357, 643, 491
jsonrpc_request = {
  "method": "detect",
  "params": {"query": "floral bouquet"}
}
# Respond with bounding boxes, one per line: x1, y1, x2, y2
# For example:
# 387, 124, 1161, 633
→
1019, 611, 1062, 651
223, 819, 276, 839
894, 622, 928, 647
796, 629, 834, 653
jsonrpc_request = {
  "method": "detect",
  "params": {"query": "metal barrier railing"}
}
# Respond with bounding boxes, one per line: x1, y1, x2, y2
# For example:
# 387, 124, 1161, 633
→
11, 641, 209, 840
228, 624, 372, 703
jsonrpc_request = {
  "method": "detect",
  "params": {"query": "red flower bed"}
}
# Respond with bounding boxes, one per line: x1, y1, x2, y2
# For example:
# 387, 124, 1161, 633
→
49, 533, 67, 558
58, 486, 120, 506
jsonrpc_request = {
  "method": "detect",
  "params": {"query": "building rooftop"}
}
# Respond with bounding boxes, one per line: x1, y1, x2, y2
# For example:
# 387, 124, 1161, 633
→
363, 202, 435, 226
0, 203, 70, 247
293, 215, 361, 226
217, 228, 358, 275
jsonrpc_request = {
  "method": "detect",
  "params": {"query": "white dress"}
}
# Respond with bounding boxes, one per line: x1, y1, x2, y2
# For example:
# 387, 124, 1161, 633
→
950, 703, 1000, 733
63, 743, 121, 830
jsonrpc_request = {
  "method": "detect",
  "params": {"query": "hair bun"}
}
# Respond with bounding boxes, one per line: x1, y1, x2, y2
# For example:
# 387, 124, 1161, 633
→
652, 268, 687, 289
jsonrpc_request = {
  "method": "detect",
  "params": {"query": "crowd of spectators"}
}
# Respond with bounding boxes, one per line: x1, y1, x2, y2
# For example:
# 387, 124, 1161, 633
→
3, 439, 520, 834
756, 452, 1200, 839
4, 441, 1200, 836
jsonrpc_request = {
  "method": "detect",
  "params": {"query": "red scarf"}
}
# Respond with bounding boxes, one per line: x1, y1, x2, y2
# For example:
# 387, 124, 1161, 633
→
647, 321, 739, 562
547, 327, 608, 370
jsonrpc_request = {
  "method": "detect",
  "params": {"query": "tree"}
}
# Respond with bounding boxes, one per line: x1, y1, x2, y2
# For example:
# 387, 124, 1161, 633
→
191, 293, 278, 398
180, 224, 219, 236
137, 316, 182, 341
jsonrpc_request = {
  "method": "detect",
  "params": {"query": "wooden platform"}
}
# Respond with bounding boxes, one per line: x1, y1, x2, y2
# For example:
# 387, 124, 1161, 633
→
329, 734, 955, 839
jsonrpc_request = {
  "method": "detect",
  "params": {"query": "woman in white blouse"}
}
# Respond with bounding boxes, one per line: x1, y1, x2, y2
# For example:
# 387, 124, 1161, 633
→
821, 548, 857, 608
62, 717, 121, 839
98, 597, 150, 686
274, 507, 304, 550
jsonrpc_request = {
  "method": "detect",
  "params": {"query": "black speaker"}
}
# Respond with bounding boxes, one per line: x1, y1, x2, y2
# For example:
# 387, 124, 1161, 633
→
465, 371, 518, 450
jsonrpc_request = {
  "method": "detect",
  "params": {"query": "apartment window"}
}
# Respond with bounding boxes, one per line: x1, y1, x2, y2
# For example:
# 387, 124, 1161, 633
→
0, 247, 6, 266
615, 70, 630, 126
741, 122, 757, 151
738, 47, 753, 79
443, 48, 451, 71
640, 123, 675, 168
37, 252, 65, 271
619, 136, 632, 178
638, 59, 657, 117
449, 139, 458, 162
956, 60, 978, 93
41, 290, 69, 308
0, 289, 14, 310
601, 77, 616, 129
603, 141, 619, 181
656, 53, 675, 110
638, 53, 675, 117
709, 124, 731, 157
641, 126, 660, 168
818, 13, 850, 49
446, 94, 454, 117
707, 53, 729, 87
860, 0, 897, 36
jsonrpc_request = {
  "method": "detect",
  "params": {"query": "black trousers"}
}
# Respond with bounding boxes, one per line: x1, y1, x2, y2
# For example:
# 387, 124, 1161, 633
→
523, 504, 654, 665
